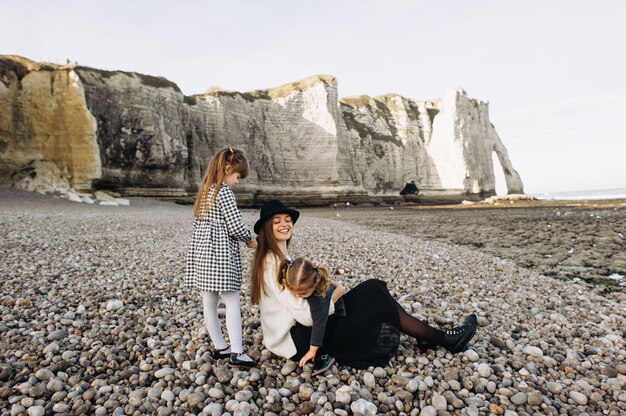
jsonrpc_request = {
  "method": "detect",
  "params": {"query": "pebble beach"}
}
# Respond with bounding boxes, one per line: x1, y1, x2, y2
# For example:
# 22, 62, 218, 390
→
1, 187, 625, 416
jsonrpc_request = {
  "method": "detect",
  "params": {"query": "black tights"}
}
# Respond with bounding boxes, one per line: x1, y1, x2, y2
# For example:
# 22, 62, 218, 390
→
394, 301, 445, 345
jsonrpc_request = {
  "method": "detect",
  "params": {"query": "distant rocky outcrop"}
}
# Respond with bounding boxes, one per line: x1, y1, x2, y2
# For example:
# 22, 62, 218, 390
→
340, 90, 523, 197
0, 56, 100, 192
0, 55, 524, 205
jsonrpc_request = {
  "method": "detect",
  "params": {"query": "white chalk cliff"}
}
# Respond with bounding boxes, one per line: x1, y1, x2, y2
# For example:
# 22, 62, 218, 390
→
0, 55, 524, 205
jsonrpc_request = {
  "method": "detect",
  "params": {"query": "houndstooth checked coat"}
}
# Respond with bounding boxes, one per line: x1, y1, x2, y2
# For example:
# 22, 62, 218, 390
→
184, 183, 253, 292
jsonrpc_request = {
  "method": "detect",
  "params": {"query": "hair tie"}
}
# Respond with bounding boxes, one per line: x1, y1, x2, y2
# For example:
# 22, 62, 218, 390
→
229, 146, 234, 154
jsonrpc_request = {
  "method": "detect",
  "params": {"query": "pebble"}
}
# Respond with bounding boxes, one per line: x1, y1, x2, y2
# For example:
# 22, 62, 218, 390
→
203, 403, 222, 416
52, 403, 70, 412
280, 361, 297, 376
466, 404, 479, 416
523, 346, 544, 357
105, 300, 123, 311
233, 402, 251, 416
527, 390, 543, 406
363, 372, 376, 389
431, 392, 447, 410
187, 392, 205, 407
161, 390, 175, 401
27, 406, 45, 416
47, 379, 64, 392
335, 386, 352, 405
42, 343, 59, 354
34, 368, 53, 381
351, 398, 377, 415
419, 406, 437, 416
489, 403, 504, 414
464, 349, 479, 361
490, 336, 508, 350
208, 387, 225, 399
570, 391, 588, 405
477, 363, 491, 377
1, 194, 625, 416
510, 392, 527, 405
154, 368, 175, 378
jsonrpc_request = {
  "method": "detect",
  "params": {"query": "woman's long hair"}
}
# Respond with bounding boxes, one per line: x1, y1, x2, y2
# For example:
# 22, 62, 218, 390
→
193, 147, 249, 218
251, 219, 291, 305
277, 257, 329, 298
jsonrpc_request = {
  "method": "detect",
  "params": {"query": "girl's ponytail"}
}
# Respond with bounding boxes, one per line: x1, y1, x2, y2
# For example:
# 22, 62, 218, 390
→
280, 258, 330, 298
314, 265, 330, 297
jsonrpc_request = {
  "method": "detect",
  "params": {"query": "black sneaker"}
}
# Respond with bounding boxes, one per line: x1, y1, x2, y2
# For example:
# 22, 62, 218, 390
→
442, 314, 478, 353
211, 345, 231, 359
228, 353, 256, 368
311, 353, 335, 376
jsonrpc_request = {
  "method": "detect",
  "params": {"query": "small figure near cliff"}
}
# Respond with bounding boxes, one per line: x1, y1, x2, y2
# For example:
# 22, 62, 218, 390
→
400, 180, 419, 195
184, 147, 258, 368
250, 200, 479, 371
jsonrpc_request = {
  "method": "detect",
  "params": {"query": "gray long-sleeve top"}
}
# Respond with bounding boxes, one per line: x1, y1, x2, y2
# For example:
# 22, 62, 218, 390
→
306, 286, 346, 347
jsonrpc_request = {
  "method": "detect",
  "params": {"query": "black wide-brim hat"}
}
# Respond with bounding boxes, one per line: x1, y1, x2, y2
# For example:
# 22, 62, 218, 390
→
254, 200, 300, 234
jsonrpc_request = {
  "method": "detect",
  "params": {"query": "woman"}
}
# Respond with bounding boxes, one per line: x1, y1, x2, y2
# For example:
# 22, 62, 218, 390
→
250, 200, 478, 369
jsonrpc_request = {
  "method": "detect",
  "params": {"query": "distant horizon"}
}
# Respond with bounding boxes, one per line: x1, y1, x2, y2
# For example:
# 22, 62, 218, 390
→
530, 186, 626, 195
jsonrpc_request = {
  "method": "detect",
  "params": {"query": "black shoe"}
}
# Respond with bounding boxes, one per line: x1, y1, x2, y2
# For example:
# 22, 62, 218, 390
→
229, 353, 256, 368
417, 341, 436, 353
211, 345, 231, 359
311, 353, 335, 376
442, 314, 478, 353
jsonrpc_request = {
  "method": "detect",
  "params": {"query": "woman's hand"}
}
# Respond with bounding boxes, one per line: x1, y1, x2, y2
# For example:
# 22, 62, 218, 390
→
299, 346, 318, 367
246, 239, 258, 249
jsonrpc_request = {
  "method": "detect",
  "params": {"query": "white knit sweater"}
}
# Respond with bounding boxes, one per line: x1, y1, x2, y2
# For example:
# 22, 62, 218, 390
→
259, 254, 334, 358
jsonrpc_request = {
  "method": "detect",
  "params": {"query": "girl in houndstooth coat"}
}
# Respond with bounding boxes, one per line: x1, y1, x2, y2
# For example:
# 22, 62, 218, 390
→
184, 148, 258, 367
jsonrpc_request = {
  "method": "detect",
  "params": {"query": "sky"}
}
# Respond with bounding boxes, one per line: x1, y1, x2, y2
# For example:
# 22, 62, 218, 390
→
3, 0, 625, 194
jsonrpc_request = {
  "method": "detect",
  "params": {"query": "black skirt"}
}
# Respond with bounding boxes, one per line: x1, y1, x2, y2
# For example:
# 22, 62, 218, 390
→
291, 279, 401, 369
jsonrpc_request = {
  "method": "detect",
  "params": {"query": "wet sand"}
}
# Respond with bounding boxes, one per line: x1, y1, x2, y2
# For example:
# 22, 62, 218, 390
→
302, 199, 626, 292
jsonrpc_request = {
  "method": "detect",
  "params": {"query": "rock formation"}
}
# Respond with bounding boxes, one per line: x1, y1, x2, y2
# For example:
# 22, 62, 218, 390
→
0, 55, 524, 205
191, 76, 367, 205
340, 90, 524, 197
0, 56, 100, 192
75, 66, 191, 197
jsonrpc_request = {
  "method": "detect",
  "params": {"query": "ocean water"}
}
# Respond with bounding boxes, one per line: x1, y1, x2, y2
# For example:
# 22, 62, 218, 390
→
533, 187, 626, 201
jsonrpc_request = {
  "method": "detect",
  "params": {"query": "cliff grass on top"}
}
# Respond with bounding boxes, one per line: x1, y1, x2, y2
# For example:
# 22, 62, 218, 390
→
201, 75, 336, 102
0, 57, 30, 82
74, 66, 181, 92
260, 75, 335, 100
0, 55, 57, 84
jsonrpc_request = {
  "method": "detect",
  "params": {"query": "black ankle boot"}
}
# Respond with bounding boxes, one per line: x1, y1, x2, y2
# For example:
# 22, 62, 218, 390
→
442, 314, 478, 353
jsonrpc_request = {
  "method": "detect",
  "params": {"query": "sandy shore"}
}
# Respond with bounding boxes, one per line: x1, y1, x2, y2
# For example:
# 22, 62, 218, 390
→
1, 187, 625, 415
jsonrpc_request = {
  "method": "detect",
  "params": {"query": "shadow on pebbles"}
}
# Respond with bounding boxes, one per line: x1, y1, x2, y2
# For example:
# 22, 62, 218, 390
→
1, 191, 625, 415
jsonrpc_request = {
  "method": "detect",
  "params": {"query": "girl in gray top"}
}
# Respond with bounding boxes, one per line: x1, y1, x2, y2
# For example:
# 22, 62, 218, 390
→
278, 257, 345, 375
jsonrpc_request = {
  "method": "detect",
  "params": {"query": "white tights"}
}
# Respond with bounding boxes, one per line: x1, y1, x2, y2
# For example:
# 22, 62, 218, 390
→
201, 291, 243, 354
